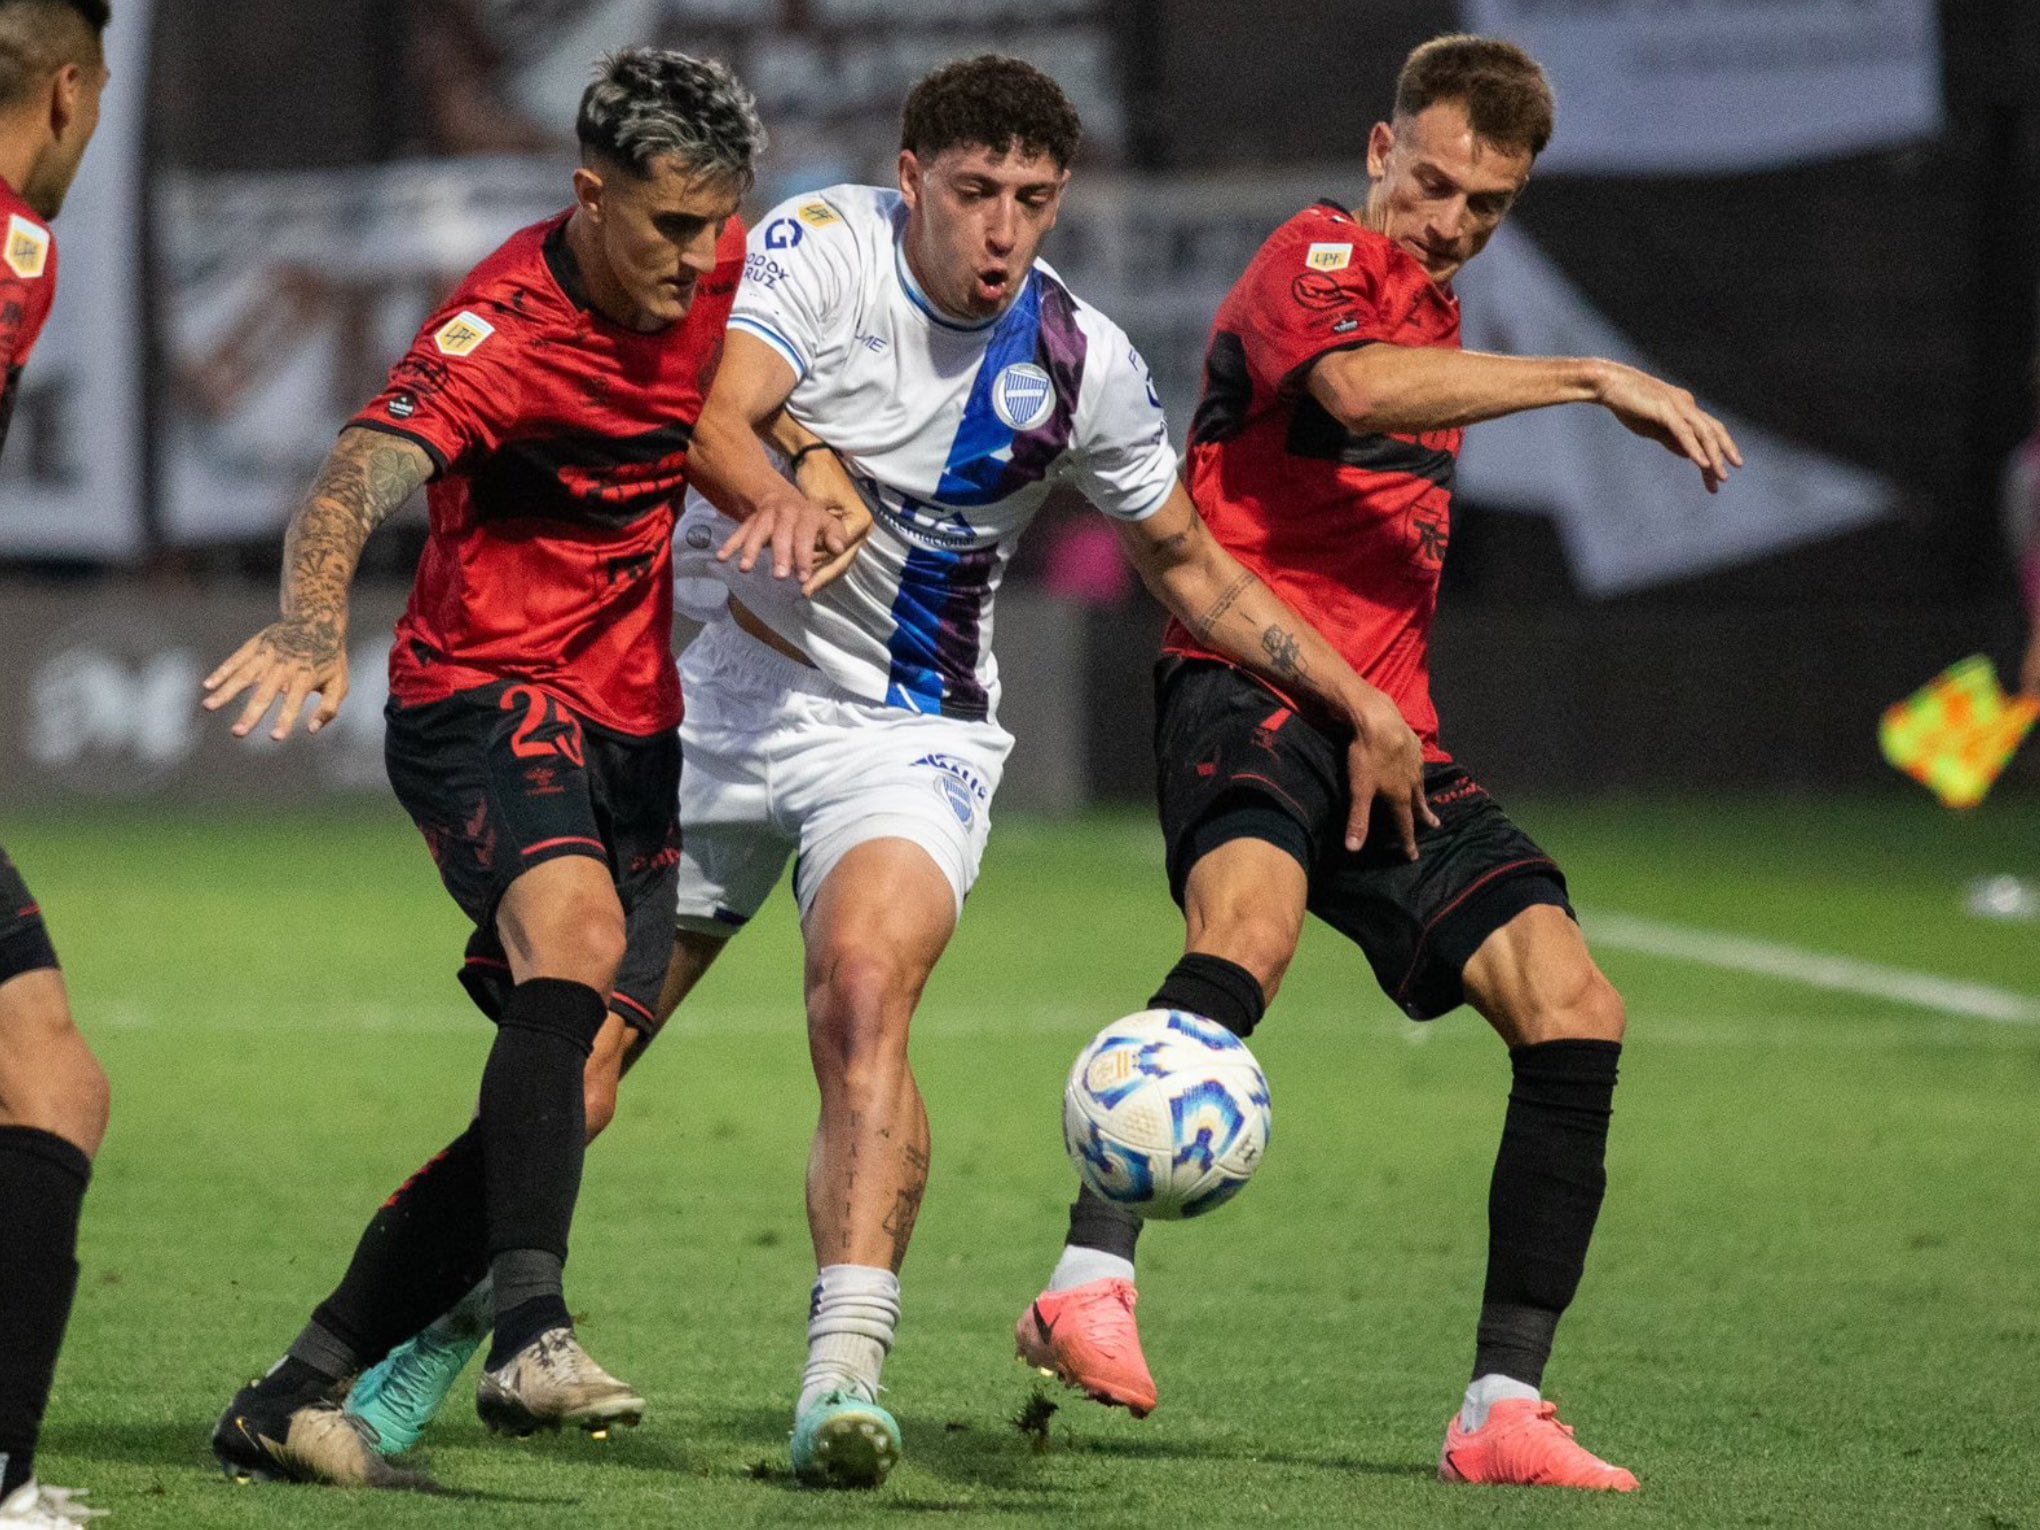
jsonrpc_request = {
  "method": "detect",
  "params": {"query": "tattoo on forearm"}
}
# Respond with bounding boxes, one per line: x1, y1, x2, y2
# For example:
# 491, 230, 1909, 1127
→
1261, 625, 1307, 684
1190, 572, 1256, 644
277, 432, 429, 662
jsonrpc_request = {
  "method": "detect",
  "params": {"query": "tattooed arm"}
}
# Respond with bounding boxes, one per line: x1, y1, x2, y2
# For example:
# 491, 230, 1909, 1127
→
1116, 482, 1438, 857
203, 427, 434, 741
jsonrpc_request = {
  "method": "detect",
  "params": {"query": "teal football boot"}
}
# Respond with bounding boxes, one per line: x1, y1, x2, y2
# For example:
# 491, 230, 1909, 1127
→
345, 1282, 490, 1455
790, 1388, 901, 1488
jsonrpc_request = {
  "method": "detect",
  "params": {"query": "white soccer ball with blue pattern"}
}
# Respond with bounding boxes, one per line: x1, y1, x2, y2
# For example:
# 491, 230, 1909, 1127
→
1063, 1008, 1272, 1220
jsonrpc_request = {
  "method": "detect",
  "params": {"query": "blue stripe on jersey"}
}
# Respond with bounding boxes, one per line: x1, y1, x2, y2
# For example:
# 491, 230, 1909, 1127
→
933, 275, 1049, 508
883, 542, 1000, 720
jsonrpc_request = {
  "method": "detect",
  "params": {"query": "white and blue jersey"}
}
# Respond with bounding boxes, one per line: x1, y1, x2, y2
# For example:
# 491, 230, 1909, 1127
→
716, 183, 1179, 724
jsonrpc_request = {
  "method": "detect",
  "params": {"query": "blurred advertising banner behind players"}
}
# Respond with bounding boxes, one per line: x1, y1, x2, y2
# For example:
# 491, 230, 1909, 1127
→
148, 0, 1123, 545
1463, 0, 1943, 175
0, 0, 2011, 615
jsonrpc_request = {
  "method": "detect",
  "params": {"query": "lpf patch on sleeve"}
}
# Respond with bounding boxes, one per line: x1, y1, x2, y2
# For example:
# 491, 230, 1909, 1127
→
433, 309, 496, 357
5, 214, 50, 279
797, 201, 841, 228
1304, 242, 1353, 272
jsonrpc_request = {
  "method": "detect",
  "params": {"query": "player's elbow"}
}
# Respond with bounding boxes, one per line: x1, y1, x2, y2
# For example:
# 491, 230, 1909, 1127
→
1312, 365, 1386, 436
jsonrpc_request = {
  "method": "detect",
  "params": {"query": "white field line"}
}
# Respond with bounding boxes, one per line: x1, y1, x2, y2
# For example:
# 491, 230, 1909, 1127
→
1584, 911, 2040, 1026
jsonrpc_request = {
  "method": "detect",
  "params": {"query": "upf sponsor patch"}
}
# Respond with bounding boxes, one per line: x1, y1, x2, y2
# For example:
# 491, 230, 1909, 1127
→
433, 310, 495, 357
796, 201, 841, 229
1305, 242, 1353, 272
5, 215, 49, 280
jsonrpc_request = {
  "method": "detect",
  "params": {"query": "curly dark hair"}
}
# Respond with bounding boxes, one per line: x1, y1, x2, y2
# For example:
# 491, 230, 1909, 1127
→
900, 55, 1082, 171
1395, 34, 1554, 158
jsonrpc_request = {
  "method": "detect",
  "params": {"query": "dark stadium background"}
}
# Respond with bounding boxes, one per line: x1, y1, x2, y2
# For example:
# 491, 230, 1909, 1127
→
2, 0, 2035, 806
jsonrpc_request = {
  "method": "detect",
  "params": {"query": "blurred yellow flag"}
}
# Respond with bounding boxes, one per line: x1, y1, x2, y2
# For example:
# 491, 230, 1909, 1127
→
1879, 655, 2039, 809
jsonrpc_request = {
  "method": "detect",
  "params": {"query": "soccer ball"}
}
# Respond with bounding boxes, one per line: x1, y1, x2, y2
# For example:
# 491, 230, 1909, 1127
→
1062, 1008, 1272, 1220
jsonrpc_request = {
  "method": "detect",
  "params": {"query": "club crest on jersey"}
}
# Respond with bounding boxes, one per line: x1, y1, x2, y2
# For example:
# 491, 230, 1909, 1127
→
434, 310, 495, 357
1305, 242, 1353, 271
991, 362, 1055, 431
4, 214, 49, 279
796, 201, 840, 229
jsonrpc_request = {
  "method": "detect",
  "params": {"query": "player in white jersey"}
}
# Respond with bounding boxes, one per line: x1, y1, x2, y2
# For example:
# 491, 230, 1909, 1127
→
343, 55, 1433, 1490
682, 55, 1434, 1489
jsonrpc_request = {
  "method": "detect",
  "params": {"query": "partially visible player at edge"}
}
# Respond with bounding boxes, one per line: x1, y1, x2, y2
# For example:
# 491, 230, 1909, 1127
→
1017, 34, 1741, 1494
199, 51, 824, 1491
0, 4, 109, 1528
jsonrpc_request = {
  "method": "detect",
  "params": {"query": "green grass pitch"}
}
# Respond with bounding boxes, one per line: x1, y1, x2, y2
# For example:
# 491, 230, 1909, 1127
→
7, 794, 2039, 1528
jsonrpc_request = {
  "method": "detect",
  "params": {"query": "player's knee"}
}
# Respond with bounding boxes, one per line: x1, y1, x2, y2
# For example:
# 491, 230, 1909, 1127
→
807, 947, 914, 1080
583, 1070, 620, 1139
1187, 900, 1300, 1001
2, 1029, 110, 1158
70, 1047, 110, 1157
1225, 914, 1299, 1000
538, 901, 628, 990
1524, 968, 1626, 1045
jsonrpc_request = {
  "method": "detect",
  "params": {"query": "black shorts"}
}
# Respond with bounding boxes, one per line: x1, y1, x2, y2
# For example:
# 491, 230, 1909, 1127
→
0, 843, 59, 984
385, 681, 681, 1037
1154, 658, 1572, 1020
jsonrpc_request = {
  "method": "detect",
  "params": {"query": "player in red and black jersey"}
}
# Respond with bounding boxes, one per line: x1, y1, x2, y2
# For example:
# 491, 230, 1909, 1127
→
1020, 36, 1742, 1493
202, 50, 775, 1491
0, 5, 108, 1526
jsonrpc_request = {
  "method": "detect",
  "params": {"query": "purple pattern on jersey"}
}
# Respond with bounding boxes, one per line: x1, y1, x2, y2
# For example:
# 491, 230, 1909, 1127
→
884, 542, 1001, 720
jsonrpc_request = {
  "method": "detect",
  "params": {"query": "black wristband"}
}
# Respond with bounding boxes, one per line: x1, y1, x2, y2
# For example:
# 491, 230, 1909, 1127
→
788, 441, 838, 471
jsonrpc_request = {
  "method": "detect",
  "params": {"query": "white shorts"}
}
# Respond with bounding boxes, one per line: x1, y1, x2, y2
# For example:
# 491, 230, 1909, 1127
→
673, 616, 1014, 933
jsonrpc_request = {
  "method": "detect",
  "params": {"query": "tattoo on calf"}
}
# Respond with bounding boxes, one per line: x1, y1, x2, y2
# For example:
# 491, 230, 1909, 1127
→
882, 1145, 932, 1269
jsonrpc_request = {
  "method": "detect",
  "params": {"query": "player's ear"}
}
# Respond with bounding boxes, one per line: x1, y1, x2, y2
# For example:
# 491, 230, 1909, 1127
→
897, 150, 922, 210
572, 164, 606, 224
1366, 120, 1395, 182
48, 62, 83, 141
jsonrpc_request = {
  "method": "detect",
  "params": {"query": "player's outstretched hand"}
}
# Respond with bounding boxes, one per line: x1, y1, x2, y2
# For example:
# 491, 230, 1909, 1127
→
202, 618, 349, 741
717, 482, 858, 590
1594, 361, 1743, 493
792, 449, 873, 597
1340, 684, 1438, 859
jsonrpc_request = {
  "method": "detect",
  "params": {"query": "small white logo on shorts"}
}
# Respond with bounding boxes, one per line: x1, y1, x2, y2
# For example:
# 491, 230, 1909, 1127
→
935, 774, 975, 825
991, 362, 1055, 431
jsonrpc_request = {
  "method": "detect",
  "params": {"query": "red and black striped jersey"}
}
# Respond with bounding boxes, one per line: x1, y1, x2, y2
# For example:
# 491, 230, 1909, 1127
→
1166, 202, 1462, 762
354, 210, 744, 737
0, 178, 57, 460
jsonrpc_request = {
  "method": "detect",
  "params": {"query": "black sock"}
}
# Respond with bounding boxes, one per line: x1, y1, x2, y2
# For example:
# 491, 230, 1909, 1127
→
1065, 1183, 1142, 1261
1149, 953, 1267, 1039
479, 978, 604, 1365
291, 1124, 491, 1389
0, 1126, 89, 1499
1474, 1039, 1621, 1389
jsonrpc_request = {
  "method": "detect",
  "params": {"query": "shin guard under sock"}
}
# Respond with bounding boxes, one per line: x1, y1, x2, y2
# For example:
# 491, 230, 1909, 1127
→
480, 978, 605, 1361
0, 1127, 88, 1498
1150, 952, 1268, 1039
301, 1123, 490, 1381
1474, 1039, 1621, 1388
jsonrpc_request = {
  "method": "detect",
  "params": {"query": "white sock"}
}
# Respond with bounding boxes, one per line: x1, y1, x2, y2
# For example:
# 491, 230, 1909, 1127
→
797, 1264, 900, 1417
1459, 1373, 1540, 1432
1048, 1245, 1136, 1293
